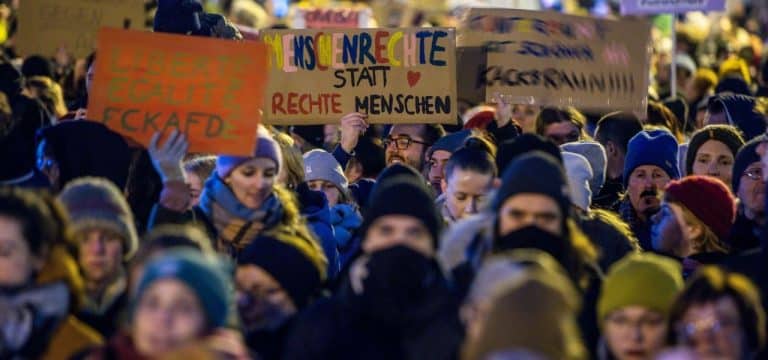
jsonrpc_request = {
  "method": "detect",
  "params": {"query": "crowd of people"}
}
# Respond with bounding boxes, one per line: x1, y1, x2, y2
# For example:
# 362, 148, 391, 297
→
2, 0, 768, 359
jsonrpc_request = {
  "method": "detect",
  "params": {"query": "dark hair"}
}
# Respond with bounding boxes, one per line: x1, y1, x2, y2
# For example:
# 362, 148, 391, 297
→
422, 123, 447, 146
594, 112, 643, 153
444, 137, 498, 180
21, 55, 53, 79
132, 224, 214, 269
85, 52, 97, 70
646, 102, 684, 142
685, 125, 745, 175
535, 107, 587, 137
0, 187, 56, 257
183, 155, 216, 182
668, 266, 766, 355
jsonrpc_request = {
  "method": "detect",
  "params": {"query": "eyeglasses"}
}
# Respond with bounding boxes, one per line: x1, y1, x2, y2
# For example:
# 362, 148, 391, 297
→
743, 167, 763, 181
383, 136, 430, 150
676, 316, 740, 343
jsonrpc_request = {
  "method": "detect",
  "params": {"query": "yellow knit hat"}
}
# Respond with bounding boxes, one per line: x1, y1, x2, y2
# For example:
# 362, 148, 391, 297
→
597, 253, 684, 325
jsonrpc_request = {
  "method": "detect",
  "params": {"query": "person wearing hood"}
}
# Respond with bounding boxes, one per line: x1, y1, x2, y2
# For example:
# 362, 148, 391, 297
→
426, 129, 471, 195
597, 253, 684, 360
684, 125, 744, 190
593, 112, 644, 210
729, 138, 765, 253
147, 127, 322, 262
0, 187, 103, 359
705, 94, 766, 141
35, 121, 132, 192
283, 174, 463, 360
58, 177, 139, 338
650, 176, 735, 278
619, 129, 681, 250
236, 232, 326, 360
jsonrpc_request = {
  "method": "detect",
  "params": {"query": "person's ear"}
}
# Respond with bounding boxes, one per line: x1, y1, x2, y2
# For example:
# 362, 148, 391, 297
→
605, 141, 617, 158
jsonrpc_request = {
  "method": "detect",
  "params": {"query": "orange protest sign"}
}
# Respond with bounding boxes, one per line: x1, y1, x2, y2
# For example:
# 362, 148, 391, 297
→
88, 28, 269, 156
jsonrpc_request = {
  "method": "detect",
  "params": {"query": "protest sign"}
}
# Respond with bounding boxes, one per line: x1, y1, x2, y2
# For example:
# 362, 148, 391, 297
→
620, 0, 725, 15
289, 4, 373, 28
15, 0, 146, 58
88, 28, 269, 156
261, 28, 457, 125
458, 8, 651, 114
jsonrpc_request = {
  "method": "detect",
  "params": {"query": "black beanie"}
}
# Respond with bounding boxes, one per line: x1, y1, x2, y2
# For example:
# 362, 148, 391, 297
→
732, 136, 764, 191
376, 163, 423, 184
493, 151, 571, 218
238, 234, 322, 309
686, 125, 745, 175
21, 55, 53, 79
496, 134, 563, 175
362, 174, 441, 248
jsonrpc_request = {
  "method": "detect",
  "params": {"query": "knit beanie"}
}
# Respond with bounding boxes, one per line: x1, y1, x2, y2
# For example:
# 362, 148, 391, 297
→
597, 253, 683, 325
58, 177, 138, 260
623, 130, 680, 187
303, 149, 348, 192
685, 125, 745, 175
716, 76, 752, 96
562, 152, 593, 211
664, 176, 737, 241
135, 249, 232, 328
462, 105, 496, 130
238, 233, 324, 309
561, 141, 606, 195
496, 134, 563, 175
362, 174, 441, 248
431, 130, 471, 154
216, 127, 282, 179
732, 136, 763, 191
493, 151, 571, 218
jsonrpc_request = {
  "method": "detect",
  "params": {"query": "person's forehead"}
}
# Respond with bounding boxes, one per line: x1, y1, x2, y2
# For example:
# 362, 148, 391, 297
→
372, 214, 424, 228
389, 124, 424, 137
632, 165, 666, 174
431, 150, 452, 160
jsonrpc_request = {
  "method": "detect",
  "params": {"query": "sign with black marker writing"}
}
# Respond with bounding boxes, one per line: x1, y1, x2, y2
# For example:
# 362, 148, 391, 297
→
261, 28, 457, 125
16, 0, 145, 58
458, 9, 651, 114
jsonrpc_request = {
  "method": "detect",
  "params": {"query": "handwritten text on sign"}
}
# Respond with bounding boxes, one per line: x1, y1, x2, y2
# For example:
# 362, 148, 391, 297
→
88, 28, 268, 156
261, 28, 457, 125
458, 9, 651, 114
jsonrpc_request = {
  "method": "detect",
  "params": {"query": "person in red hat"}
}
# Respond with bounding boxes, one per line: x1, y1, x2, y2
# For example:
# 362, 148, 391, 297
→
650, 175, 736, 278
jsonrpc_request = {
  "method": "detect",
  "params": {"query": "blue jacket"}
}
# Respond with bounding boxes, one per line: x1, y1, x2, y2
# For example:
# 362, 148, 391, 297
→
297, 184, 341, 280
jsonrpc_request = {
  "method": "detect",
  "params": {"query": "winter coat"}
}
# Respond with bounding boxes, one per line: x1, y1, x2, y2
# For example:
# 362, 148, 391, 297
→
76, 278, 129, 339
618, 197, 654, 251
728, 210, 761, 254
283, 261, 464, 360
296, 183, 340, 279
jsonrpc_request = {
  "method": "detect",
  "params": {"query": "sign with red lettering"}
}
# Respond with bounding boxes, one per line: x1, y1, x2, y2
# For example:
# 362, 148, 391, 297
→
16, 0, 146, 58
458, 8, 651, 114
261, 28, 457, 125
289, 5, 372, 29
88, 28, 269, 156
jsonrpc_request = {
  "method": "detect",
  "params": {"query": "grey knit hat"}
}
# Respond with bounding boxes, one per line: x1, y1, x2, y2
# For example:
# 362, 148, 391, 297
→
303, 149, 348, 192
58, 177, 138, 260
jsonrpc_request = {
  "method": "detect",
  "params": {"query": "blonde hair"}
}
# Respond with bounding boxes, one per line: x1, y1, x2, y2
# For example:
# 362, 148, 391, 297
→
675, 202, 729, 254
272, 130, 305, 190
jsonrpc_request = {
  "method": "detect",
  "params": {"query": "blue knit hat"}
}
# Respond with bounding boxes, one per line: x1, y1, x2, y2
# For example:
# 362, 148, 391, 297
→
623, 130, 680, 187
135, 249, 232, 329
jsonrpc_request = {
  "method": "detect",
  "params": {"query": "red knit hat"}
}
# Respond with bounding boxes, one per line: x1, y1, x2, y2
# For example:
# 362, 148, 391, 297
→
664, 176, 736, 241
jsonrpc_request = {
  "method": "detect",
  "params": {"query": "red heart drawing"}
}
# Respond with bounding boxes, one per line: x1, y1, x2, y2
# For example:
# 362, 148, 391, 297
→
407, 71, 421, 87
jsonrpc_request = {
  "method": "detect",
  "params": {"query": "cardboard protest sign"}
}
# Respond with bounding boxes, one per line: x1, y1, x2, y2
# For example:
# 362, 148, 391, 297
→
620, 0, 725, 15
261, 28, 457, 125
88, 28, 269, 156
289, 4, 373, 28
458, 9, 651, 114
16, 0, 146, 58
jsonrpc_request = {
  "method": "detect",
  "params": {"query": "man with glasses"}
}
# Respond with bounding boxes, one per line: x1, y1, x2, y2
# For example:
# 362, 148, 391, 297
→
332, 112, 445, 179
728, 138, 765, 253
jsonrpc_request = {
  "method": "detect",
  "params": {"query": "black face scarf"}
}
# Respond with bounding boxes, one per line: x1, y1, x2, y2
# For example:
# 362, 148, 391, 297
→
494, 225, 580, 282
346, 246, 439, 328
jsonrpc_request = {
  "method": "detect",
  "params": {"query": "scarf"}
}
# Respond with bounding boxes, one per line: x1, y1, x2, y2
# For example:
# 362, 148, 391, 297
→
199, 175, 283, 255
